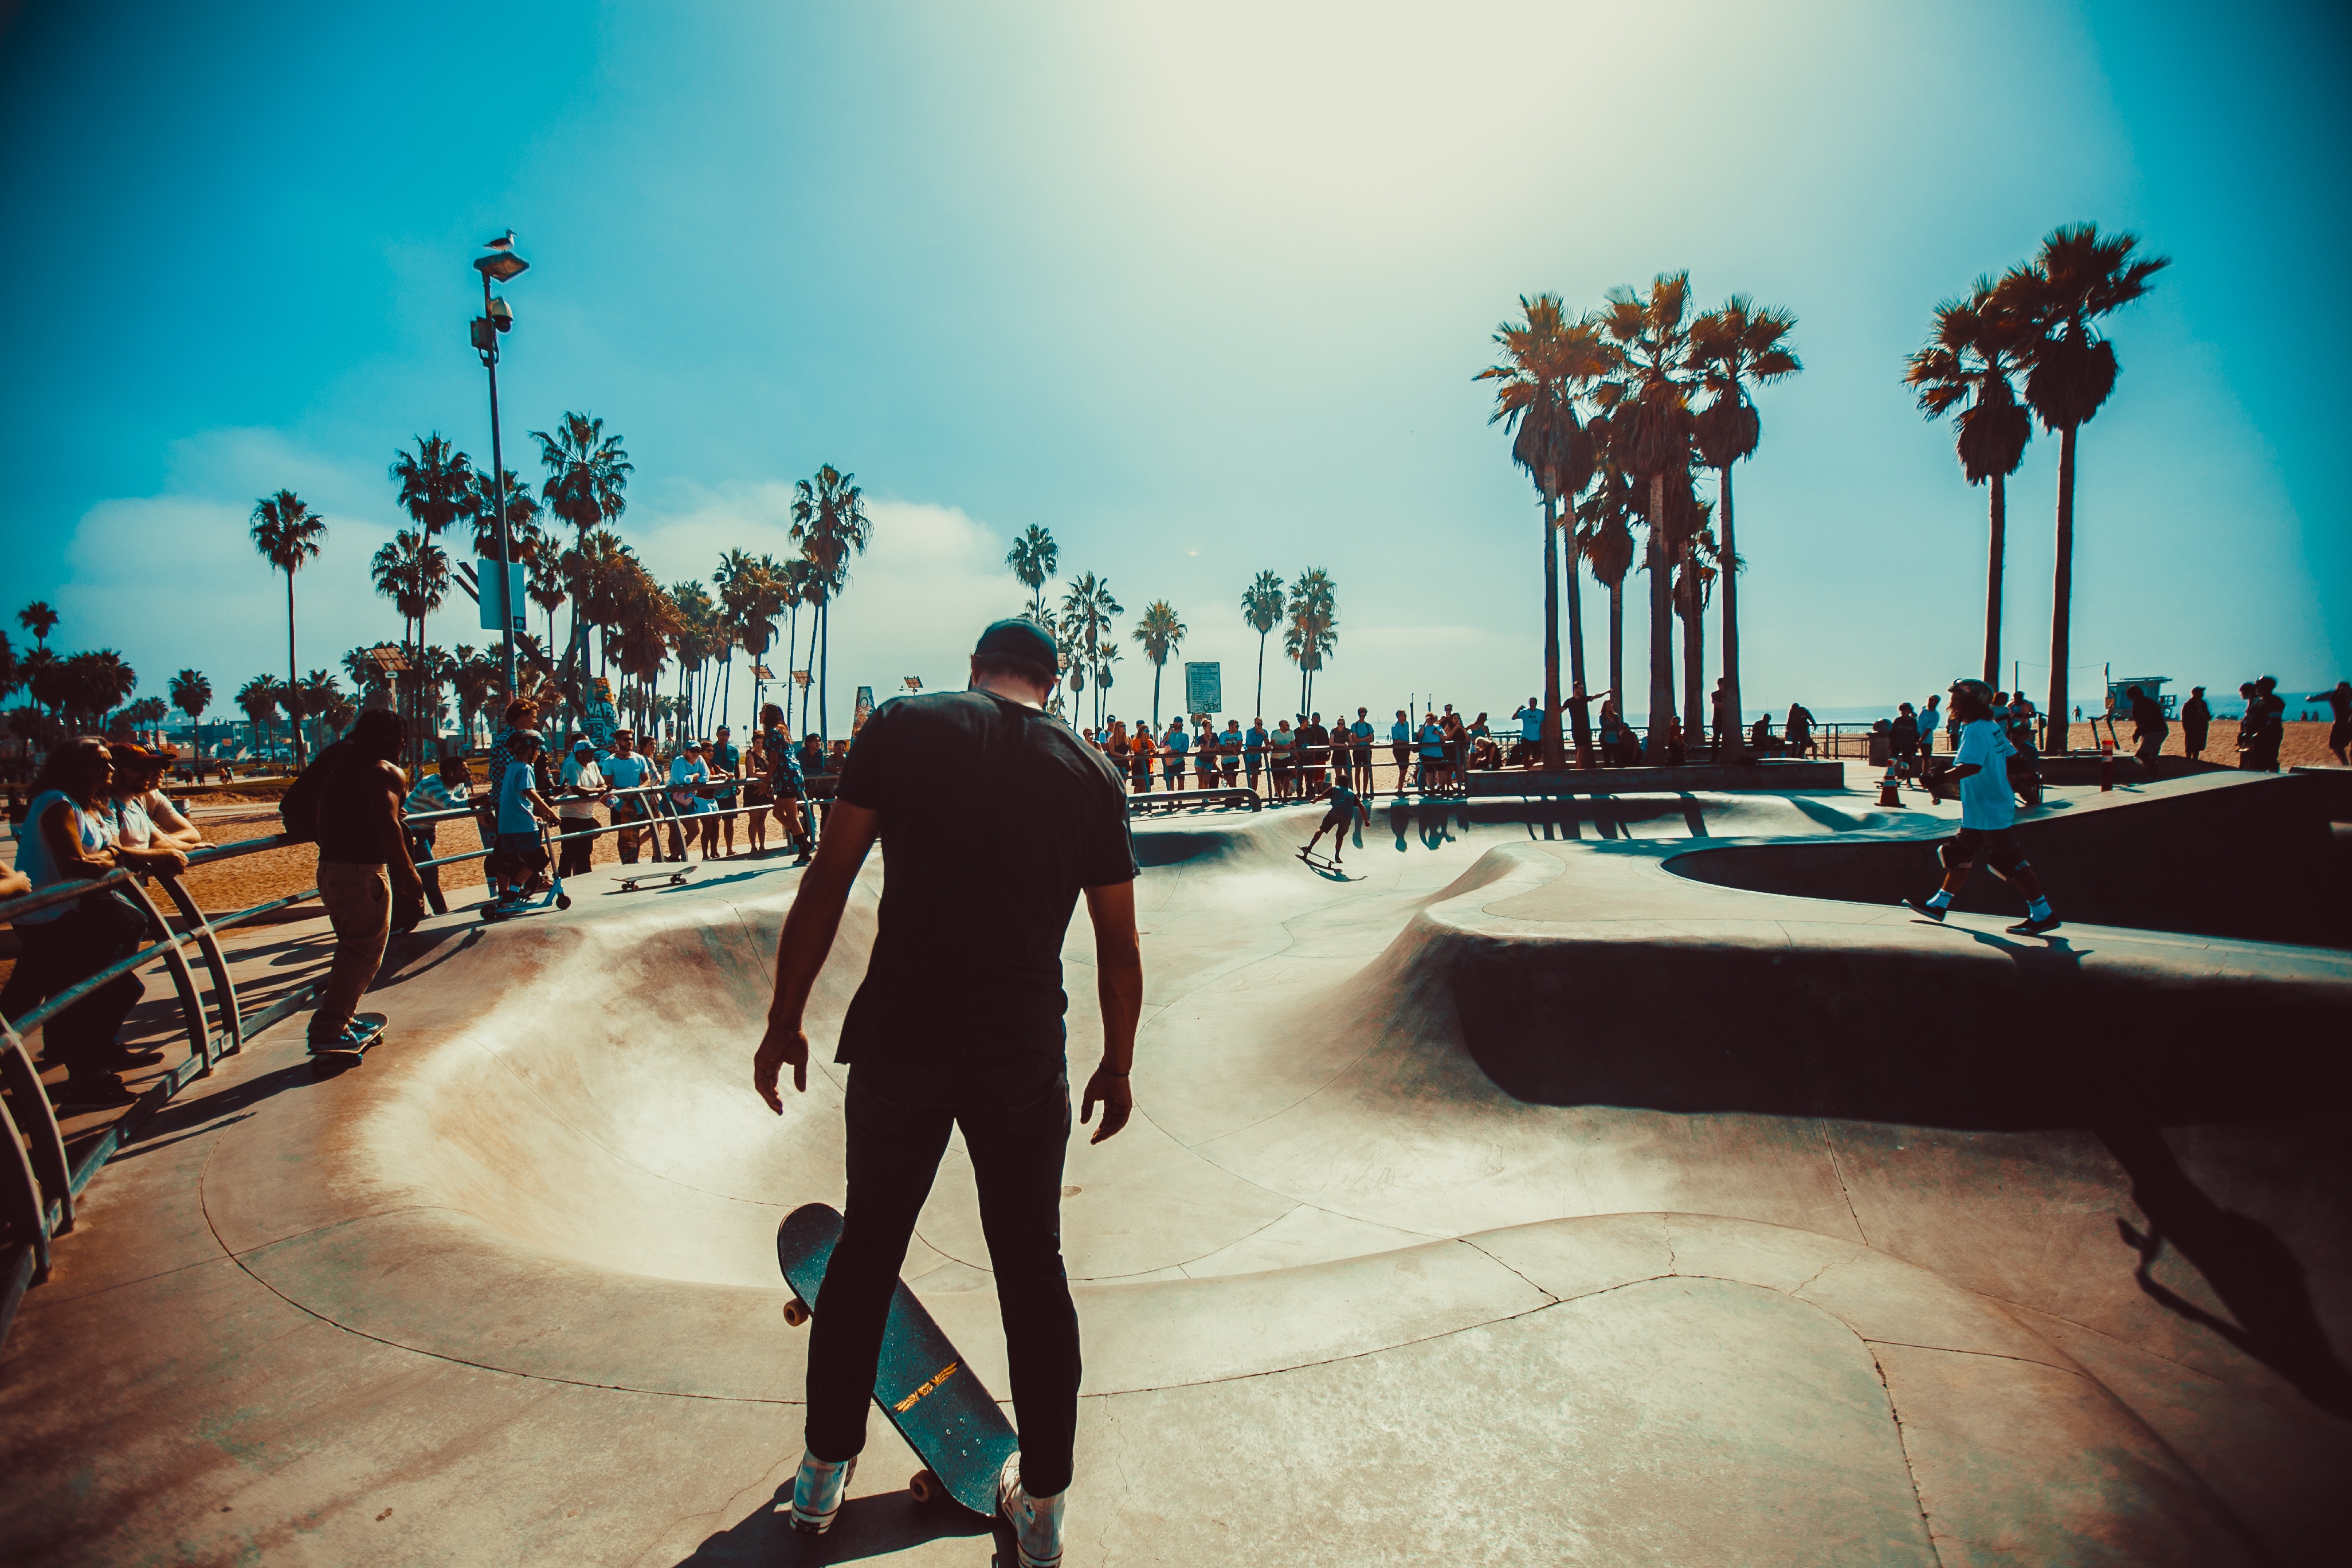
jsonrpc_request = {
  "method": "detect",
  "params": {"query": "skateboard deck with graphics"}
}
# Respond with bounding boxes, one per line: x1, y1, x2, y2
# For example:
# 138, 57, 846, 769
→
776, 1202, 1018, 1515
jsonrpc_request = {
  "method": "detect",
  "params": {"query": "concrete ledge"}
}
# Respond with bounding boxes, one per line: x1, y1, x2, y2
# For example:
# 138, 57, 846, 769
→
1465, 759, 1845, 795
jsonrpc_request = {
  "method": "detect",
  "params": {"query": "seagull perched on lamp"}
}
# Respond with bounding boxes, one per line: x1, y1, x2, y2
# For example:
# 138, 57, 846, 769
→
481, 230, 516, 252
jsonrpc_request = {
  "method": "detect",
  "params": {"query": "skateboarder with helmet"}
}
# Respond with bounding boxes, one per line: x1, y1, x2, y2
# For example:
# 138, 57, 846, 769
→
752, 616, 1142, 1566
1904, 678, 2062, 936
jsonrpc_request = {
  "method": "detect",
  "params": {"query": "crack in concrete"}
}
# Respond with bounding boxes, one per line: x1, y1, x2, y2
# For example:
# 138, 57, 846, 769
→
1820, 1124, 1871, 1247
1863, 1344, 1949, 1568
1456, 1235, 1562, 1304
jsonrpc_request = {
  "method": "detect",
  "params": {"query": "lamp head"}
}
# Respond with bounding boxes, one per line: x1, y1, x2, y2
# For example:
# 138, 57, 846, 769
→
473, 248, 530, 284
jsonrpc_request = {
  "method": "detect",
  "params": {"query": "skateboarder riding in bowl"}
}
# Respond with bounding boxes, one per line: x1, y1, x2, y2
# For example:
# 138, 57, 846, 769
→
1904, 678, 2062, 936
752, 616, 1143, 1567
1300, 770, 1367, 869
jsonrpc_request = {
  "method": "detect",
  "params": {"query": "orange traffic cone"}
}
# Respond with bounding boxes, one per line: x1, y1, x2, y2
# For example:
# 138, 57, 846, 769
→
1878, 766, 1903, 807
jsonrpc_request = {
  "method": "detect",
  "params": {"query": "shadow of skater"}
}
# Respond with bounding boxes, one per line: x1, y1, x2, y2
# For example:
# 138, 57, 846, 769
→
668, 1484, 996, 1565
2102, 1122, 2352, 1418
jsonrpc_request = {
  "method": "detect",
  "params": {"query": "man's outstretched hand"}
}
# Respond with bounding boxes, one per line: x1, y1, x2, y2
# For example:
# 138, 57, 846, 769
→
754, 1018, 810, 1112
1079, 1063, 1132, 1145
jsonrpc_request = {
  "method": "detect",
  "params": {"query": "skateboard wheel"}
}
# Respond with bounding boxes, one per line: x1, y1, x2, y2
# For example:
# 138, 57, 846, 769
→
782, 1298, 810, 1328
908, 1469, 936, 1504
555, 894, 572, 910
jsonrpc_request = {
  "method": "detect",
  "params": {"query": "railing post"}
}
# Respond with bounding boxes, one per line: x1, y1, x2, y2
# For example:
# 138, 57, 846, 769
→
153, 873, 243, 1056
0, 1017, 73, 1238
119, 876, 214, 1075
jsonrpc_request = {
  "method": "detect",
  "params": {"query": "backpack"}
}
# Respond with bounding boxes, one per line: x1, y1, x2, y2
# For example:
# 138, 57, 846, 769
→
277, 742, 350, 843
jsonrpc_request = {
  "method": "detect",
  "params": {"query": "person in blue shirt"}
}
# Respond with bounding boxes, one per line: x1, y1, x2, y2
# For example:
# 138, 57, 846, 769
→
1161, 718, 1189, 790
711, 726, 743, 857
1350, 708, 1375, 793
495, 731, 562, 902
1301, 773, 1366, 868
1512, 698, 1546, 769
599, 730, 658, 864
1418, 713, 1449, 794
667, 739, 712, 861
1243, 718, 1268, 794
1903, 679, 2061, 935
1220, 719, 1244, 788
1389, 710, 1412, 793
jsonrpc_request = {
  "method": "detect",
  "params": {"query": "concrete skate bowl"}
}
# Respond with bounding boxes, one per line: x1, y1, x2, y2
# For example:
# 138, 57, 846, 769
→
194, 788, 2350, 1564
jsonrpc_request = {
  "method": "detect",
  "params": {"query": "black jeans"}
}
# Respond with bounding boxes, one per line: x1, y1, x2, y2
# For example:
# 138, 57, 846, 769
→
1, 901, 145, 1082
807, 1050, 1080, 1496
556, 819, 596, 877
406, 829, 448, 915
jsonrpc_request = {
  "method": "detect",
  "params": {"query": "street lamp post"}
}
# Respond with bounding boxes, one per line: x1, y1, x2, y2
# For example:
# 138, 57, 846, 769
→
472, 234, 530, 700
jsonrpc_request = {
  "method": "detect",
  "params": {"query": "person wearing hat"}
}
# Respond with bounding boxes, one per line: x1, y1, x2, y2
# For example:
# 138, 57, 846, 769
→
666, 737, 711, 860
600, 730, 659, 864
1904, 678, 2061, 935
753, 616, 1140, 1565
493, 730, 562, 904
557, 738, 608, 879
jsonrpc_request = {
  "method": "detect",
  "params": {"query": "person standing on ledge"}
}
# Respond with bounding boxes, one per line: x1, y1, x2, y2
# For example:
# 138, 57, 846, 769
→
752, 616, 1143, 1568
2179, 686, 2211, 762
1904, 679, 2061, 936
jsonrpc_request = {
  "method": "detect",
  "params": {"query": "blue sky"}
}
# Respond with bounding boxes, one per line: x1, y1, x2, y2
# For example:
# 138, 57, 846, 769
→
1, 0, 2344, 731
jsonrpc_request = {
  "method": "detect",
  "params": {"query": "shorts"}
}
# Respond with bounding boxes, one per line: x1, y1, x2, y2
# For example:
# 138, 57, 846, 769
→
496, 829, 548, 869
1320, 806, 1353, 835
1946, 826, 2026, 875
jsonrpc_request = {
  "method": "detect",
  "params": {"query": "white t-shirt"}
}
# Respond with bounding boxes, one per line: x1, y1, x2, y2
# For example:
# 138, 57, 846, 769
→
559, 754, 606, 818
1954, 719, 2016, 830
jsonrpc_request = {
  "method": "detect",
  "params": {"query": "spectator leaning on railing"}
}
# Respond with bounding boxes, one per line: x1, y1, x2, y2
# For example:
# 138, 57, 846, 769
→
1, 735, 189, 1107
558, 739, 607, 879
402, 755, 472, 916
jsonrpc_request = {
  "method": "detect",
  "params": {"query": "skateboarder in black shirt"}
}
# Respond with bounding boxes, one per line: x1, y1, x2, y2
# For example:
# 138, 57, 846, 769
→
753, 617, 1142, 1567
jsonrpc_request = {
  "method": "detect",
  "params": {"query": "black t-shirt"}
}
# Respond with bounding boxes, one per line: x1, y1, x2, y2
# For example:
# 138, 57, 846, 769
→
313, 744, 407, 866
834, 691, 1136, 1064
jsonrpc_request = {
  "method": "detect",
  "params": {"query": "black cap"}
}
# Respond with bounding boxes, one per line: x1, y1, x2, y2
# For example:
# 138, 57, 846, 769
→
974, 616, 1058, 671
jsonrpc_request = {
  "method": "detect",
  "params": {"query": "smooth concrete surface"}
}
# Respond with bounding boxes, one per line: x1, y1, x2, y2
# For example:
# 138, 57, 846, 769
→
3, 773, 2346, 1565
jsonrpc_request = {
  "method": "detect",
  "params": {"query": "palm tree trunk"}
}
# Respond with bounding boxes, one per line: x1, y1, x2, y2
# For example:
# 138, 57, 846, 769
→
819, 603, 830, 742
2047, 426, 2075, 754
1561, 511, 1591, 767
1718, 462, 1741, 748
1540, 495, 1563, 771
1609, 582, 1624, 707
1646, 473, 1676, 755
1982, 469, 2006, 686
1151, 660, 1162, 728
285, 569, 304, 767
1681, 574, 1703, 755
1255, 632, 1267, 719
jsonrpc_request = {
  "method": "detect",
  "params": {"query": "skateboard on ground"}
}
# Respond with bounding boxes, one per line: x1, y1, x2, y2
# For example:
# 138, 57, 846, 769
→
1296, 846, 1355, 877
776, 1202, 1019, 1516
308, 1012, 387, 1075
616, 863, 697, 893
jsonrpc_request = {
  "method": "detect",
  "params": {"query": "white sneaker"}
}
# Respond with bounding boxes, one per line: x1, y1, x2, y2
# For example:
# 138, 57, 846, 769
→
997, 1451, 1065, 1568
789, 1449, 856, 1534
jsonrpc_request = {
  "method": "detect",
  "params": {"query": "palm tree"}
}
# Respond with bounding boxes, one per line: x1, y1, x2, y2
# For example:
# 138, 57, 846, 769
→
69, 651, 136, 734
169, 669, 211, 761
236, 675, 283, 762
249, 489, 327, 764
390, 434, 475, 667
1690, 296, 1801, 744
717, 550, 786, 731
1285, 569, 1338, 715
17, 601, 58, 649
1478, 294, 1612, 769
1904, 280, 2032, 686
1574, 432, 1642, 707
531, 412, 633, 689
1132, 601, 1187, 726
789, 465, 873, 742
519, 524, 567, 651
370, 531, 450, 657
1007, 526, 1059, 621
1058, 573, 1122, 732
1994, 224, 2169, 744
1595, 275, 1703, 751
296, 671, 347, 748
122, 696, 170, 746
467, 465, 540, 560
1240, 571, 1285, 720
449, 646, 501, 746
1672, 515, 1719, 741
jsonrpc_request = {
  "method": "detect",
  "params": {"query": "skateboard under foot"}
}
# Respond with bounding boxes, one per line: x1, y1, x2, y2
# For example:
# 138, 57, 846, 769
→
776, 1202, 1018, 1516
308, 1012, 387, 1075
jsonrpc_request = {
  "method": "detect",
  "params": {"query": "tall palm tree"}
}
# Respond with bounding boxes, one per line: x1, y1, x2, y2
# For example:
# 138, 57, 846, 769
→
1671, 514, 1719, 742
249, 489, 326, 765
1059, 573, 1123, 732
1240, 571, 1285, 719
531, 412, 633, 689
62, 650, 136, 734
370, 531, 450, 657
236, 675, 283, 762
789, 465, 873, 741
518, 523, 567, 651
17, 601, 58, 649
1594, 275, 1704, 751
1904, 280, 2032, 686
1994, 224, 2169, 744
1132, 600, 1186, 727
1690, 296, 1801, 744
1007, 525, 1059, 620
169, 669, 211, 761
1574, 425, 1643, 707
1285, 569, 1338, 716
467, 465, 540, 559
390, 434, 475, 666
1478, 295, 1612, 769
